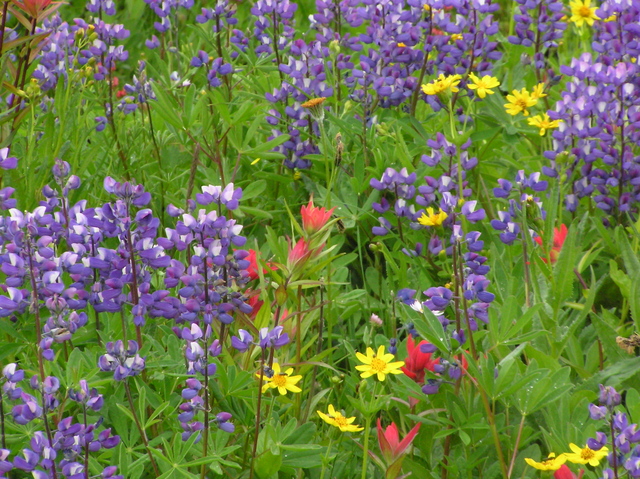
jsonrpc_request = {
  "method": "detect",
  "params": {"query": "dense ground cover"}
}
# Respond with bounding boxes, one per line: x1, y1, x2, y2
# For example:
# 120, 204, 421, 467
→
1, 0, 640, 477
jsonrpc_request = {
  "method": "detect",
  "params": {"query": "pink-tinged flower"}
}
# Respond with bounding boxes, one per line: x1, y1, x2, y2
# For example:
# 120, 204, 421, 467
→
300, 198, 335, 234
554, 464, 584, 479
288, 238, 310, 265
11, 0, 53, 18
534, 224, 568, 263
376, 419, 421, 479
245, 249, 277, 281
400, 336, 439, 384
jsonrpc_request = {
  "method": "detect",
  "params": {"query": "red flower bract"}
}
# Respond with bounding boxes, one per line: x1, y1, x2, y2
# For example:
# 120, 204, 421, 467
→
12, 0, 53, 18
400, 336, 439, 384
534, 224, 568, 264
300, 197, 335, 234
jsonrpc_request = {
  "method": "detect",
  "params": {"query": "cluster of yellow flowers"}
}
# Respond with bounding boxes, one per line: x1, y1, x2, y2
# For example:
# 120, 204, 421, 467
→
316, 346, 405, 432
503, 84, 561, 136
421, 72, 500, 99
257, 345, 405, 434
525, 443, 609, 471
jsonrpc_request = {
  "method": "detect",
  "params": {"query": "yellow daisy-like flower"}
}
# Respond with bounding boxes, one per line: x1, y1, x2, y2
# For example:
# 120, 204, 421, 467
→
569, 0, 600, 27
450, 33, 463, 42
504, 88, 538, 116
467, 73, 500, 99
397, 42, 407, 48
418, 207, 448, 227
258, 363, 302, 395
527, 113, 561, 136
421, 74, 462, 96
355, 345, 405, 381
317, 405, 364, 432
564, 443, 609, 467
524, 453, 566, 471
530, 83, 547, 100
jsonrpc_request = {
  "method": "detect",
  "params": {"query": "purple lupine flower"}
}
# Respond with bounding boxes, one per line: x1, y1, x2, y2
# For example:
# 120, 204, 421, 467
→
215, 412, 235, 433
98, 340, 146, 380
258, 326, 290, 349
87, 0, 116, 15
190, 50, 210, 68
0, 148, 18, 170
231, 329, 253, 352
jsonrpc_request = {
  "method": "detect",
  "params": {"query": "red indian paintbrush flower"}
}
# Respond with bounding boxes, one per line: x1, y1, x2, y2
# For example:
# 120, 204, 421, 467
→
400, 336, 439, 384
300, 197, 335, 234
12, 0, 53, 18
554, 464, 583, 479
534, 224, 568, 264
376, 419, 421, 479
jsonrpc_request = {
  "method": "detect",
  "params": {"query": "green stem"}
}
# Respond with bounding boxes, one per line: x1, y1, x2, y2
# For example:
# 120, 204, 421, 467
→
360, 414, 372, 479
124, 380, 160, 476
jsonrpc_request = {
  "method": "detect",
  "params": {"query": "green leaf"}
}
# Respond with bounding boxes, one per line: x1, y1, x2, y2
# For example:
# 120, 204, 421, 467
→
255, 449, 282, 479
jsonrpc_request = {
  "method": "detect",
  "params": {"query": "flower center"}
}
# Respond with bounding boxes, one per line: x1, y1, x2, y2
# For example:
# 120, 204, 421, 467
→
370, 358, 387, 373
333, 415, 347, 428
272, 374, 287, 387
579, 6, 591, 17
516, 98, 529, 109
581, 448, 595, 460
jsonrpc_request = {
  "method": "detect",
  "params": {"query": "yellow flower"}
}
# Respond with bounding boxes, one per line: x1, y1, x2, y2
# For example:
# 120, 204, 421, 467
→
317, 405, 364, 432
418, 207, 448, 227
467, 73, 500, 99
258, 363, 302, 395
355, 345, 405, 381
531, 83, 547, 100
504, 88, 538, 116
421, 74, 462, 95
527, 113, 561, 136
450, 33, 463, 42
397, 42, 407, 48
564, 443, 609, 467
569, 0, 600, 27
524, 453, 566, 471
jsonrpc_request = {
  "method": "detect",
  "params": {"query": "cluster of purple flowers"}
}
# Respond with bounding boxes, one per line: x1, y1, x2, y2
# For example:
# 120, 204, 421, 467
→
490, 170, 547, 245
0, 363, 121, 478
587, 384, 640, 478
508, 0, 566, 74
544, 0, 640, 222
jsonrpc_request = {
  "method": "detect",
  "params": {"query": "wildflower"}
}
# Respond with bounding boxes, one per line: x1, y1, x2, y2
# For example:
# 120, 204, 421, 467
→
564, 443, 609, 466
401, 336, 438, 384
301, 97, 326, 109
528, 113, 561, 136
376, 419, 421, 478
467, 73, 500, 99
531, 83, 547, 100
569, 0, 599, 27
355, 345, 405, 381
418, 207, 448, 227
317, 405, 363, 432
421, 74, 462, 96
301, 97, 326, 120
377, 419, 421, 463
259, 363, 302, 395
534, 224, 567, 263
11, 0, 52, 18
300, 197, 335, 234
525, 453, 567, 471
288, 238, 310, 265
554, 465, 581, 479
504, 88, 538, 116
